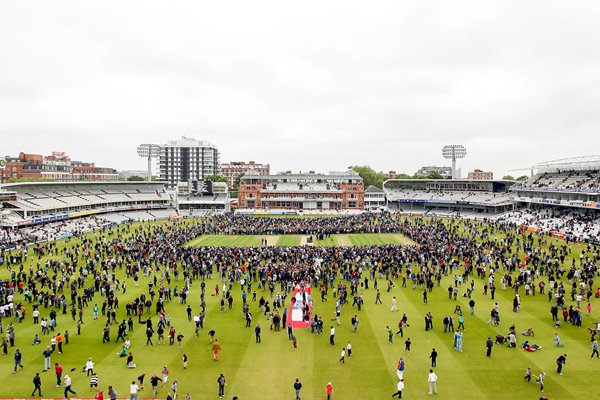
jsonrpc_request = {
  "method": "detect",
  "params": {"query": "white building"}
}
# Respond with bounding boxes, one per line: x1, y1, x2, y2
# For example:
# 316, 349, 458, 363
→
364, 185, 386, 210
159, 137, 220, 189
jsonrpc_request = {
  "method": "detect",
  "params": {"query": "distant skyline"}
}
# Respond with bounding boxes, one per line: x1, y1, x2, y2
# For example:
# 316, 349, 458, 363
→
2, 1, 600, 178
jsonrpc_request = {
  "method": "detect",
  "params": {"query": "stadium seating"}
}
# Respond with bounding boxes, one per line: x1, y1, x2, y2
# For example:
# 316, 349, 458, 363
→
521, 170, 600, 192
497, 208, 600, 242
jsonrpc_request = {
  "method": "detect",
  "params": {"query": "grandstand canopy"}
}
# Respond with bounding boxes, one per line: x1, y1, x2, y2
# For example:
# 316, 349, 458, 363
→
0, 181, 165, 190
383, 179, 515, 192
534, 155, 600, 173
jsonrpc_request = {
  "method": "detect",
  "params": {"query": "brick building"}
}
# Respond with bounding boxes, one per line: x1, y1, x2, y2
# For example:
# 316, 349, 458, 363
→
0, 151, 118, 183
220, 161, 270, 188
467, 169, 494, 180
238, 170, 364, 211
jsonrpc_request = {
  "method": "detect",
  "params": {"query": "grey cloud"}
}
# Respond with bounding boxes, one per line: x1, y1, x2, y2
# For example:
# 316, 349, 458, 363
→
1, 0, 600, 177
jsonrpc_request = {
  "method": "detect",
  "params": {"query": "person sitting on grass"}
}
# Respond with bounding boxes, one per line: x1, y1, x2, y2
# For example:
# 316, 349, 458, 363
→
521, 327, 535, 337
554, 320, 562, 329
127, 352, 136, 368
554, 332, 565, 347
507, 333, 517, 348
522, 340, 541, 352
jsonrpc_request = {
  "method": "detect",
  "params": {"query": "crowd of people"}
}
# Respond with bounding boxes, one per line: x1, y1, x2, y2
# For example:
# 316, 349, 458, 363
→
0, 212, 598, 398
0, 216, 112, 251
498, 208, 600, 243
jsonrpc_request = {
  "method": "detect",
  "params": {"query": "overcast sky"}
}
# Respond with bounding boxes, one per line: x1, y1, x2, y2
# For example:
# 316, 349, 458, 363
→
1, 1, 600, 178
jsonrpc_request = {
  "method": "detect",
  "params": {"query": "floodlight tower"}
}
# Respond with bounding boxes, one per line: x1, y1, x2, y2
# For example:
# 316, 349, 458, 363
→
137, 144, 161, 181
442, 145, 467, 179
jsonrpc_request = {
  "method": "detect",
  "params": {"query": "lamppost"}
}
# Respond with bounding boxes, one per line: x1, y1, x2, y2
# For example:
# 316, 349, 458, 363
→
137, 144, 161, 182
442, 145, 467, 179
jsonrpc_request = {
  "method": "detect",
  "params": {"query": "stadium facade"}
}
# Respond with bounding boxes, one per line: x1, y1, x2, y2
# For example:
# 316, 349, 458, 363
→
383, 179, 515, 214
0, 181, 171, 227
510, 156, 600, 210
176, 180, 229, 215
1, 154, 599, 244
237, 170, 364, 211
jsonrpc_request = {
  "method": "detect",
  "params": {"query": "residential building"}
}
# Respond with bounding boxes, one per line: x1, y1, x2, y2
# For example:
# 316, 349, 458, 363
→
415, 166, 453, 178
467, 169, 494, 180
0, 152, 117, 183
220, 161, 270, 188
159, 137, 220, 189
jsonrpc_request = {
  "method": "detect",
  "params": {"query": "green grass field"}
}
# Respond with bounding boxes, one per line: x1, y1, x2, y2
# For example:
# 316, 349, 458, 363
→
0, 221, 598, 399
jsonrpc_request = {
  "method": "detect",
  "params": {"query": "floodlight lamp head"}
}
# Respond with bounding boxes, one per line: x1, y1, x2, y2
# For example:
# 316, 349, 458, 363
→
442, 145, 467, 160
137, 144, 161, 158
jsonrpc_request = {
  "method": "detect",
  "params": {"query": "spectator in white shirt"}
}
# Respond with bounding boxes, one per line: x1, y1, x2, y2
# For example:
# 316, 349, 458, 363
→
130, 381, 139, 400
428, 369, 438, 395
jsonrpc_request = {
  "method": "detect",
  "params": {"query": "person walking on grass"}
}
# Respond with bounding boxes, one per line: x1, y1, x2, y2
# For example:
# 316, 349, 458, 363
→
524, 367, 532, 382
13, 349, 24, 373
162, 366, 170, 386
64, 374, 77, 398
375, 289, 382, 304
137, 373, 145, 390
591, 341, 599, 358
217, 373, 226, 398
392, 379, 404, 398
293, 378, 302, 400
32, 372, 42, 397
90, 372, 99, 392
150, 374, 160, 397
55, 362, 63, 387
255, 323, 261, 343
457, 315, 465, 330
397, 357, 405, 380
43, 346, 52, 371
329, 326, 335, 346
428, 369, 438, 395
391, 297, 399, 312
170, 379, 178, 399
212, 339, 222, 361
129, 380, 139, 400
108, 385, 118, 400
430, 348, 438, 367
534, 371, 546, 392
339, 347, 345, 364
326, 382, 334, 400
486, 337, 493, 357
387, 325, 393, 344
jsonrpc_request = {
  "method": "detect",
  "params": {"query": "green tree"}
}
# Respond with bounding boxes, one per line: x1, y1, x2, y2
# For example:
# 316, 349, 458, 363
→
502, 175, 515, 181
7, 177, 55, 183
427, 171, 444, 179
516, 175, 529, 181
205, 175, 227, 183
394, 173, 414, 179
232, 173, 245, 189
352, 166, 386, 188
127, 175, 145, 181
